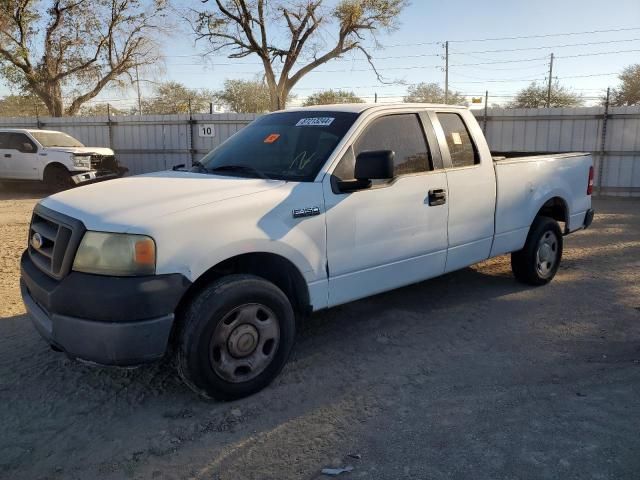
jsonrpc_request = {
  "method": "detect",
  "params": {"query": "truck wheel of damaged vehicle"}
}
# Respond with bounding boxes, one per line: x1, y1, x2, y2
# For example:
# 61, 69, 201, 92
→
176, 274, 296, 400
511, 216, 563, 286
43, 164, 71, 192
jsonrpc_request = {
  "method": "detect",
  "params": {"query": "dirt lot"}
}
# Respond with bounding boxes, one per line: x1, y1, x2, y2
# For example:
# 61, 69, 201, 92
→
1, 185, 639, 480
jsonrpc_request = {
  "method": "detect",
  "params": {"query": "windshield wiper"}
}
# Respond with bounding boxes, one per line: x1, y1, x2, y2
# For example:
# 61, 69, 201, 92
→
208, 164, 270, 180
191, 160, 208, 173
172, 160, 207, 172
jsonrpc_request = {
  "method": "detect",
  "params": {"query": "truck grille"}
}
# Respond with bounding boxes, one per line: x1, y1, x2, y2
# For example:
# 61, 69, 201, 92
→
90, 154, 117, 172
28, 206, 85, 280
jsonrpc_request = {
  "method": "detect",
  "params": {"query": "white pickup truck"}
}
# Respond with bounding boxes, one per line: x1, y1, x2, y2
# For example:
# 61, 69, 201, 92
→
0, 128, 125, 191
20, 104, 594, 399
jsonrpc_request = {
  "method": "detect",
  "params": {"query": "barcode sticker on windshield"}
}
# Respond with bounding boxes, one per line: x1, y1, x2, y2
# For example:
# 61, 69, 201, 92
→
296, 117, 335, 127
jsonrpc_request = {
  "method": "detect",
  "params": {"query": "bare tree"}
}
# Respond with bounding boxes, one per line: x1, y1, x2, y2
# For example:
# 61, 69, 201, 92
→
404, 83, 467, 106
508, 82, 582, 108
141, 81, 215, 114
303, 89, 363, 106
0, 93, 46, 116
610, 64, 640, 106
0, 0, 168, 116
191, 0, 407, 111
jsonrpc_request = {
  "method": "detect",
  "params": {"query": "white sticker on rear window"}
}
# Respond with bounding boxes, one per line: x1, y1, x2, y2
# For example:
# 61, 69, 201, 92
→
296, 117, 335, 127
451, 132, 463, 145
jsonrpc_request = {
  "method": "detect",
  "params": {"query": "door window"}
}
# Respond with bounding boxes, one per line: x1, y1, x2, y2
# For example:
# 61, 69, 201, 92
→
7, 133, 36, 153
334, 114, 432, 182
436, 113, 479, 168
0, 133, 10, 149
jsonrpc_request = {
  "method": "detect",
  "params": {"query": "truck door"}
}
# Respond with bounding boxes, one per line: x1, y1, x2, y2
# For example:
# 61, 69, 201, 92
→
3, 133, 39, 180
428, 111, 496, 272
0, 132, 14, 178
323, 112, 449, 307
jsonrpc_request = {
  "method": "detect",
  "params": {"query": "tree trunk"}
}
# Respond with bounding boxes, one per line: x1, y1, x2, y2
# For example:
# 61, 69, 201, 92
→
36, 82, 65, 117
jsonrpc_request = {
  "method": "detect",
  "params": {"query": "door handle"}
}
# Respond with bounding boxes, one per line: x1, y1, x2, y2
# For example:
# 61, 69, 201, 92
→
428, 188, 447, 206
4, 154, 11, 158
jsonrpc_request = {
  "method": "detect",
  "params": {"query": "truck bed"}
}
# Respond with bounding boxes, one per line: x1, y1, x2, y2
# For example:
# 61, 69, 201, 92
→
489, 151, 592, 258
492, 152, 590, 163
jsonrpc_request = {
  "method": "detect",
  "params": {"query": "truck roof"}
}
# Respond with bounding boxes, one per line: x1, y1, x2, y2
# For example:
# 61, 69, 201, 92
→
0, 128, 63, 134
283, 102, 468, 114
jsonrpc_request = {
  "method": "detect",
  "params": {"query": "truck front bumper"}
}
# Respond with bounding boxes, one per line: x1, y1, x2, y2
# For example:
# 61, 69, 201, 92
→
70, 169, 124, 186
20, 251, 191, 366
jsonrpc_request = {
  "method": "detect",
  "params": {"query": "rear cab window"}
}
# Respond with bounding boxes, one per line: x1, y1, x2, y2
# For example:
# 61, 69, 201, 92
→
436, 112, 479, 168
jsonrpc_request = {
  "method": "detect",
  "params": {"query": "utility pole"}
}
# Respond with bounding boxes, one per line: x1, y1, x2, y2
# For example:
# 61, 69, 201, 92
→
546, 53, 554, 108
135, 65, 142, 115
598, 87, 611, 194
444, 41, 449, 104
483, 90, 489, 134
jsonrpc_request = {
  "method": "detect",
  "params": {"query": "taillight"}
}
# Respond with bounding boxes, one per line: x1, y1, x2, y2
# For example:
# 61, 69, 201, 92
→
587, 166, 594, 195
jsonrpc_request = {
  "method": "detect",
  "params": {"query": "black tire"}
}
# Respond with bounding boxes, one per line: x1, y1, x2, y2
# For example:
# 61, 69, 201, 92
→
176, 274, 296, 400
43, 164, 72, 192
511, 216, 563, 286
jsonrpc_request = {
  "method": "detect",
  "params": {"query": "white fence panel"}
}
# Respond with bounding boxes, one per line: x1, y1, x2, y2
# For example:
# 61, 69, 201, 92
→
1, 108, 638, 195
474, 107, 640, 196
0, 113, 259, 176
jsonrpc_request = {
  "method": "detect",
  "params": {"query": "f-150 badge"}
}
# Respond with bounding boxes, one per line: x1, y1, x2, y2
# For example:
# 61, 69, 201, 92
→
292, 207, 320, 218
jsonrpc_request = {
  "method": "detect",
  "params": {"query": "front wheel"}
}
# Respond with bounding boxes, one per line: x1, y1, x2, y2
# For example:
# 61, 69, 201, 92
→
511, 216, 563, 285
176, 274, 296, 400
43, 164, 72, 192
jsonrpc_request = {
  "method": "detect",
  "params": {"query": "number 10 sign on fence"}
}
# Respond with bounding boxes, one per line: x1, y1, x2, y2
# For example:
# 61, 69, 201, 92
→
199, 125, 215, 137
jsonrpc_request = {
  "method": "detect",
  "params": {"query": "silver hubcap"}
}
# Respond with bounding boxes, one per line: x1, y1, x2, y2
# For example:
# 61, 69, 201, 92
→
536, 230, 559, 278
210, 304, 280, 383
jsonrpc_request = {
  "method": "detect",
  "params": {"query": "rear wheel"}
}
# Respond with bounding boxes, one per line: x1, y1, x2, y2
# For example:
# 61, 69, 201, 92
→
43, 164, 72, 192
176, 274, 296, 400
511, 216, 563, 285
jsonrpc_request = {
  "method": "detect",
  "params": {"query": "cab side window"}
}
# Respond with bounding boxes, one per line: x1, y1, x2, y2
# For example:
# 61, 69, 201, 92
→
334, 114, 431, 182
436, 113, 479, 168
0, 133, 10, 149
8, 133, 37, 153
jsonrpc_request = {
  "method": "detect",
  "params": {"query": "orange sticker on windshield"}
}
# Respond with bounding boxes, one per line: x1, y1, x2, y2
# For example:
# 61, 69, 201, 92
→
264, 133, 281, 144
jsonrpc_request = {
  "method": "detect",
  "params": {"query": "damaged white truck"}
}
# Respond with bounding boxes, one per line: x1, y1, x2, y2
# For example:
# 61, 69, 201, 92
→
20, 104, 594, 399
0, 128, 126, 191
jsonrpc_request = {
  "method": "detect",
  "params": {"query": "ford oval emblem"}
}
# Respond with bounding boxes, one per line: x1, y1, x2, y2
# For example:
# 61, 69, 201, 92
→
31, 232, 43, 250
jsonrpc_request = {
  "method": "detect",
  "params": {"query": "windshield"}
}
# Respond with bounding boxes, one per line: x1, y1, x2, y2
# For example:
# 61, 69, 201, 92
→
198, 111, 359, 181
31, 131, 84, 148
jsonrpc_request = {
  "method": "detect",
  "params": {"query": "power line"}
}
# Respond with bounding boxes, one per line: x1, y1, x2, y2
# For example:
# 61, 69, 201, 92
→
446, 26, 640, 44
453, 37, 640, 55
449, 72, 620, 84
557, 47, 640, 58
163, 37, 640, 67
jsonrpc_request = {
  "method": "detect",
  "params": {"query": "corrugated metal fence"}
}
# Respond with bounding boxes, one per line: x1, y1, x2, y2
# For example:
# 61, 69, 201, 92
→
1, 107, 639, 195
473, 106, 640, 197
0, 113, 258, 175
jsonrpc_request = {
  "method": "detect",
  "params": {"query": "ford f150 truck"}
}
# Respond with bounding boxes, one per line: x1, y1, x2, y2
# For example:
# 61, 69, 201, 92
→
20, 104, 594, 399
0, 128, 126, 191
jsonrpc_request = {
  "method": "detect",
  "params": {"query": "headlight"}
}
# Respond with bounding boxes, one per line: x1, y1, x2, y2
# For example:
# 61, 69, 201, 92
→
73, 155, 91, 168
73, 232, 156, 276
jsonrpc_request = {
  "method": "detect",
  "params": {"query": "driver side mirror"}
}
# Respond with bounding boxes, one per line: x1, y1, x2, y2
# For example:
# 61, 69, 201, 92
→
354, 150, 395, 180
337, 150, 395, 193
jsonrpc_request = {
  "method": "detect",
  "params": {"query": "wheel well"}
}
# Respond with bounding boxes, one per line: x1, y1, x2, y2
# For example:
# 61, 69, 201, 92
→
43, 162, 68, 178
176, 252, 311, 320
537, 197, 568, 229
